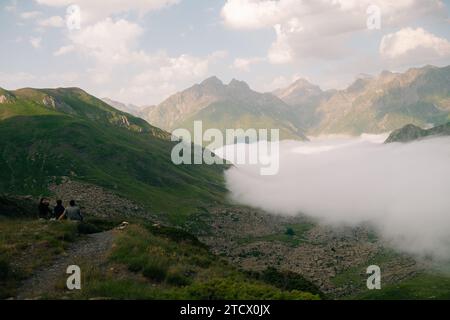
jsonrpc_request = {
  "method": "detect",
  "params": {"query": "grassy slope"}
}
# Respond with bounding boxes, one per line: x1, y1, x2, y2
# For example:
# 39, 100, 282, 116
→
0, 218, 320, 300
331, 247, 450, 300
0, 88, 227, 224
0, 217, 80, 298
72, 223, 320, 300
354, 272, 450, 300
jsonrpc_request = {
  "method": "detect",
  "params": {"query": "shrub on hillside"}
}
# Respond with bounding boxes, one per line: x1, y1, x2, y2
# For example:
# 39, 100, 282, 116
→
166, 270, 192, 286
145, 224, 206, 248
0, 258, 11, 281
142, 259, 168, 282
260, 267, 325, 298
184, 278, 319, 300
77, 222, 101, 234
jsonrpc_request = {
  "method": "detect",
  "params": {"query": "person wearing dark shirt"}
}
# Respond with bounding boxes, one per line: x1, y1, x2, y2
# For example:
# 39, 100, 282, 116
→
38, 198, 51, 219
53, 200, 65, 220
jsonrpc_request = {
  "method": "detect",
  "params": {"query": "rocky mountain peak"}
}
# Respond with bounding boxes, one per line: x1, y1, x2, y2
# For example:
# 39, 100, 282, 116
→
291, 78, 318, 89
200, 76, 224, 87
273, 78, 323, 103
346, 77, 372, 93
0, 88, 15, 104
380, 70, 394, 77
228, 78, 251, 91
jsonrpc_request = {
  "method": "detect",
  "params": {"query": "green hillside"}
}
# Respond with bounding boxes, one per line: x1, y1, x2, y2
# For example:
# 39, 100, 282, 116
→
0, 87, 227, 224
353, 273, 450, 300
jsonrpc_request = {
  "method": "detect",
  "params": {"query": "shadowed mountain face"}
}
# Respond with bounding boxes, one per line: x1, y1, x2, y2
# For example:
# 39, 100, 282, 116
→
0, 87, 227, 223
140, 77, 308, 141
273, 65, 450, 135
272, 78, 334, 130
385, 122, 450, 143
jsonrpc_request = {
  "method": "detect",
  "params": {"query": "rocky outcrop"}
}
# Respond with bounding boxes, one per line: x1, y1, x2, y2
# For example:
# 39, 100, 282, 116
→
102, 98, 141, 116
0, 95, 8, 104
0, 195, 37, 217
0, 89, 15, 104
385, 122, 450, 143
48, 178, 158, 220
199, 205, 420, 297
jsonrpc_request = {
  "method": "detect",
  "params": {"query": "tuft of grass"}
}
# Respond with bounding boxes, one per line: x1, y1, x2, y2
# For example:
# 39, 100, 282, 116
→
255, 267, 325, 298
166, 273, 191, 287
238, 222, 315, 247
144, 223, 207, 248
183, 278, 320, 300
142, 259, 168, 282
0, 258, 11, 281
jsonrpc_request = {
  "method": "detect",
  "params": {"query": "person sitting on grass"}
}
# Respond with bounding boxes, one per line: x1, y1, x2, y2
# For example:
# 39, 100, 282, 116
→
58, 200, 83, 222
53, 199, 65, 220
38, 198, 51, 220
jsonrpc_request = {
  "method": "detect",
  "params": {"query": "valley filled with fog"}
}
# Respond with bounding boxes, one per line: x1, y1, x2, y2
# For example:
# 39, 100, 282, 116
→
216, 135, 450, 260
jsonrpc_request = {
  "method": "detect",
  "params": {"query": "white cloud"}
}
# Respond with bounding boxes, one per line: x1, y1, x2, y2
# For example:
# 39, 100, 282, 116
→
38, 15, 64, 28
29, 36, 42, 48
225, 135, 450, 259
222, 0, 445, 30
53, 45, 74, 56
0, 72, 36, 86
66, 18, 144, 65
53, 17, 225, 104
221, 0, 447, 63
232, 57, 265, 71
221, 0, 286, 30
262, 73, 302, 92
4, 1, 17, 12
268, 23, 295, 64
20, 11, 42, 19
110, 50, 225, 104
35, 0, 180, 23
380, 27, 450, 60
0, 71, 79, 89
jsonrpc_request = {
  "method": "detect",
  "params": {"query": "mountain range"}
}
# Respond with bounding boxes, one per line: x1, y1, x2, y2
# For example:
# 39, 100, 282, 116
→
4, 65, 447, 212
139, 76, 307, 141
277, 65, 450, 135
136, 65, 450, 138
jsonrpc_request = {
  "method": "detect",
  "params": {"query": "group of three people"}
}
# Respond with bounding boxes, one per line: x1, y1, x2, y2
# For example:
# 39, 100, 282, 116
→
38, 198, 84, 221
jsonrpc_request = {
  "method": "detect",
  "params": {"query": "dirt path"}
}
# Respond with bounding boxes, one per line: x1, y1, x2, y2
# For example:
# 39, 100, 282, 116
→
16, 230, 116, 299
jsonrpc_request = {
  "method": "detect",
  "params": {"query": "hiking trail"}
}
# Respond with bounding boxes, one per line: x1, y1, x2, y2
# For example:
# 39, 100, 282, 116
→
16, 230, 116, 299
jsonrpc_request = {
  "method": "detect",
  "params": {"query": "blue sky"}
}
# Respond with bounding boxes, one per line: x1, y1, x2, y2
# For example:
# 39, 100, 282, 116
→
1, 0, 450, 105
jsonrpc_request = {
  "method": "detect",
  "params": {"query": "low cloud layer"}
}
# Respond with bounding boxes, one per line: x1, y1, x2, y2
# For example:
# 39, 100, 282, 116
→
223, 135, 450, 259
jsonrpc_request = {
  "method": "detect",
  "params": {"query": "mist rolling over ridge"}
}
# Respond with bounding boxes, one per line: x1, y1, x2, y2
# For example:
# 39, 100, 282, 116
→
222, 135, 450, 259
